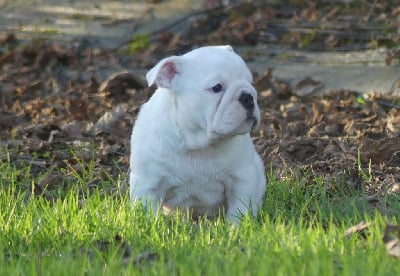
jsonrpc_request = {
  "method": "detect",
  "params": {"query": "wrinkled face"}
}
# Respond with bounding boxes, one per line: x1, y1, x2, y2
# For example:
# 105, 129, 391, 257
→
146, 46, 260, 146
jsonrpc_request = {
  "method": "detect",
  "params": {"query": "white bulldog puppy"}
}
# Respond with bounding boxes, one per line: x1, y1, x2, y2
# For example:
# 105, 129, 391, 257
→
129, 45, 266, 223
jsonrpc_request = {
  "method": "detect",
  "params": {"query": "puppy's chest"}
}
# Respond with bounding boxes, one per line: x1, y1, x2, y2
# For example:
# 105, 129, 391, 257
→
162, 154, 233, 209
168, 155, 230, 186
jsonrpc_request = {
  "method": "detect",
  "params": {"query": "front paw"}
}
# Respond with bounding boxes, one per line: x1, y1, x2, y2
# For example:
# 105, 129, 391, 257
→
131, 195, 162, 217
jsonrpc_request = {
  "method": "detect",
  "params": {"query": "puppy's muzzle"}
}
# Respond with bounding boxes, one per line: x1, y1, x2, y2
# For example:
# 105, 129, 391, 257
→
238, 91, 258, 129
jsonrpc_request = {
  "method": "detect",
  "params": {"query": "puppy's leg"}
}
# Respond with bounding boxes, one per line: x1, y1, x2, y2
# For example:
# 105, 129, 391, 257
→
129, 175, 164, 216
225, 180, 264, 223
226, 196, 257, 224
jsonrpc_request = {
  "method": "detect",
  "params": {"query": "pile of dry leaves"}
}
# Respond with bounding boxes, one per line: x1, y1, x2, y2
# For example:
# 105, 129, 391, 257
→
255, 70, 400, 195
0, 37, 151, 195
0, 0, 399, 202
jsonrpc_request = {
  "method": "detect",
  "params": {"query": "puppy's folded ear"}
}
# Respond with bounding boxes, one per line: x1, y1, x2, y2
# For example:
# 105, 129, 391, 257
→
146, 56, 182, 89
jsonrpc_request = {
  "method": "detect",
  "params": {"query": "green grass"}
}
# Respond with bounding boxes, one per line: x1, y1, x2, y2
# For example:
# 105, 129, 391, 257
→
128, 34, 150, 54
0, 156, 399, 275
37, 28, 60, 35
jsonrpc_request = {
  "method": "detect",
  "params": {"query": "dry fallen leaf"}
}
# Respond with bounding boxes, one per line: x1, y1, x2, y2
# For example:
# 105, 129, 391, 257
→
344, 221, 371, 238
131, 251, 160, 266
99, 71, 147, 99
91, 104, 131, 139
382, 223, 400, 260
294, 76, 324, 97
359, 137, 400, 164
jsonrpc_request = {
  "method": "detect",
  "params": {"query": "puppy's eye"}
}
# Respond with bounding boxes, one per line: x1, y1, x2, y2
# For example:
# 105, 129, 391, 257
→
211, 84, 223, 93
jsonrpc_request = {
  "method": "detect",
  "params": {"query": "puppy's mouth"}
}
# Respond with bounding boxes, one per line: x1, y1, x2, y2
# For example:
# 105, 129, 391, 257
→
245, 111, 258, 130
209, 116, 258, 140
249, 117, 258, 130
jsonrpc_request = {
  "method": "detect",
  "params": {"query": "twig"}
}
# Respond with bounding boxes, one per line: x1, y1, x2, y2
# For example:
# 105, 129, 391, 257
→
149, 6, 225, 37
375, 99, 400, 110
115, 5, 226, 50
0, 154, 48, 166
132, 8, 153, 32
363, 0, 379, 22
356, 92, 400, 110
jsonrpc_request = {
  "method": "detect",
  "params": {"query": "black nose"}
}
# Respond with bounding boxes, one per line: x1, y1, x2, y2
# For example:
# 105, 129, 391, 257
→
238, 93, 254, 111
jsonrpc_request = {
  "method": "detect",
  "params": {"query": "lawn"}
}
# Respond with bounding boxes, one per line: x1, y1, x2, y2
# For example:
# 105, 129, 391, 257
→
1, 156, 399, 275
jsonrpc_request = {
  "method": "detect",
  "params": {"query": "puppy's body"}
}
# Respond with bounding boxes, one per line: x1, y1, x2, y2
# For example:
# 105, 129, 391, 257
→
130, 46, 266, 222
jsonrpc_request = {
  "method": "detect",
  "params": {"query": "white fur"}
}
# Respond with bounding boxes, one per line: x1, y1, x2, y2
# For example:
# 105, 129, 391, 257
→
129, 46, 266, 223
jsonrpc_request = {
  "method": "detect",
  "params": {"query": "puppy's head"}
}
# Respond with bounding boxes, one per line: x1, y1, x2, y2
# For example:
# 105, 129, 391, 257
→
146, 46, 260, 146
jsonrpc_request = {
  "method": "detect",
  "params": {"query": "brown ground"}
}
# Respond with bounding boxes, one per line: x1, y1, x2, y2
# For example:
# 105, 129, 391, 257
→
0, 0, 399, 200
